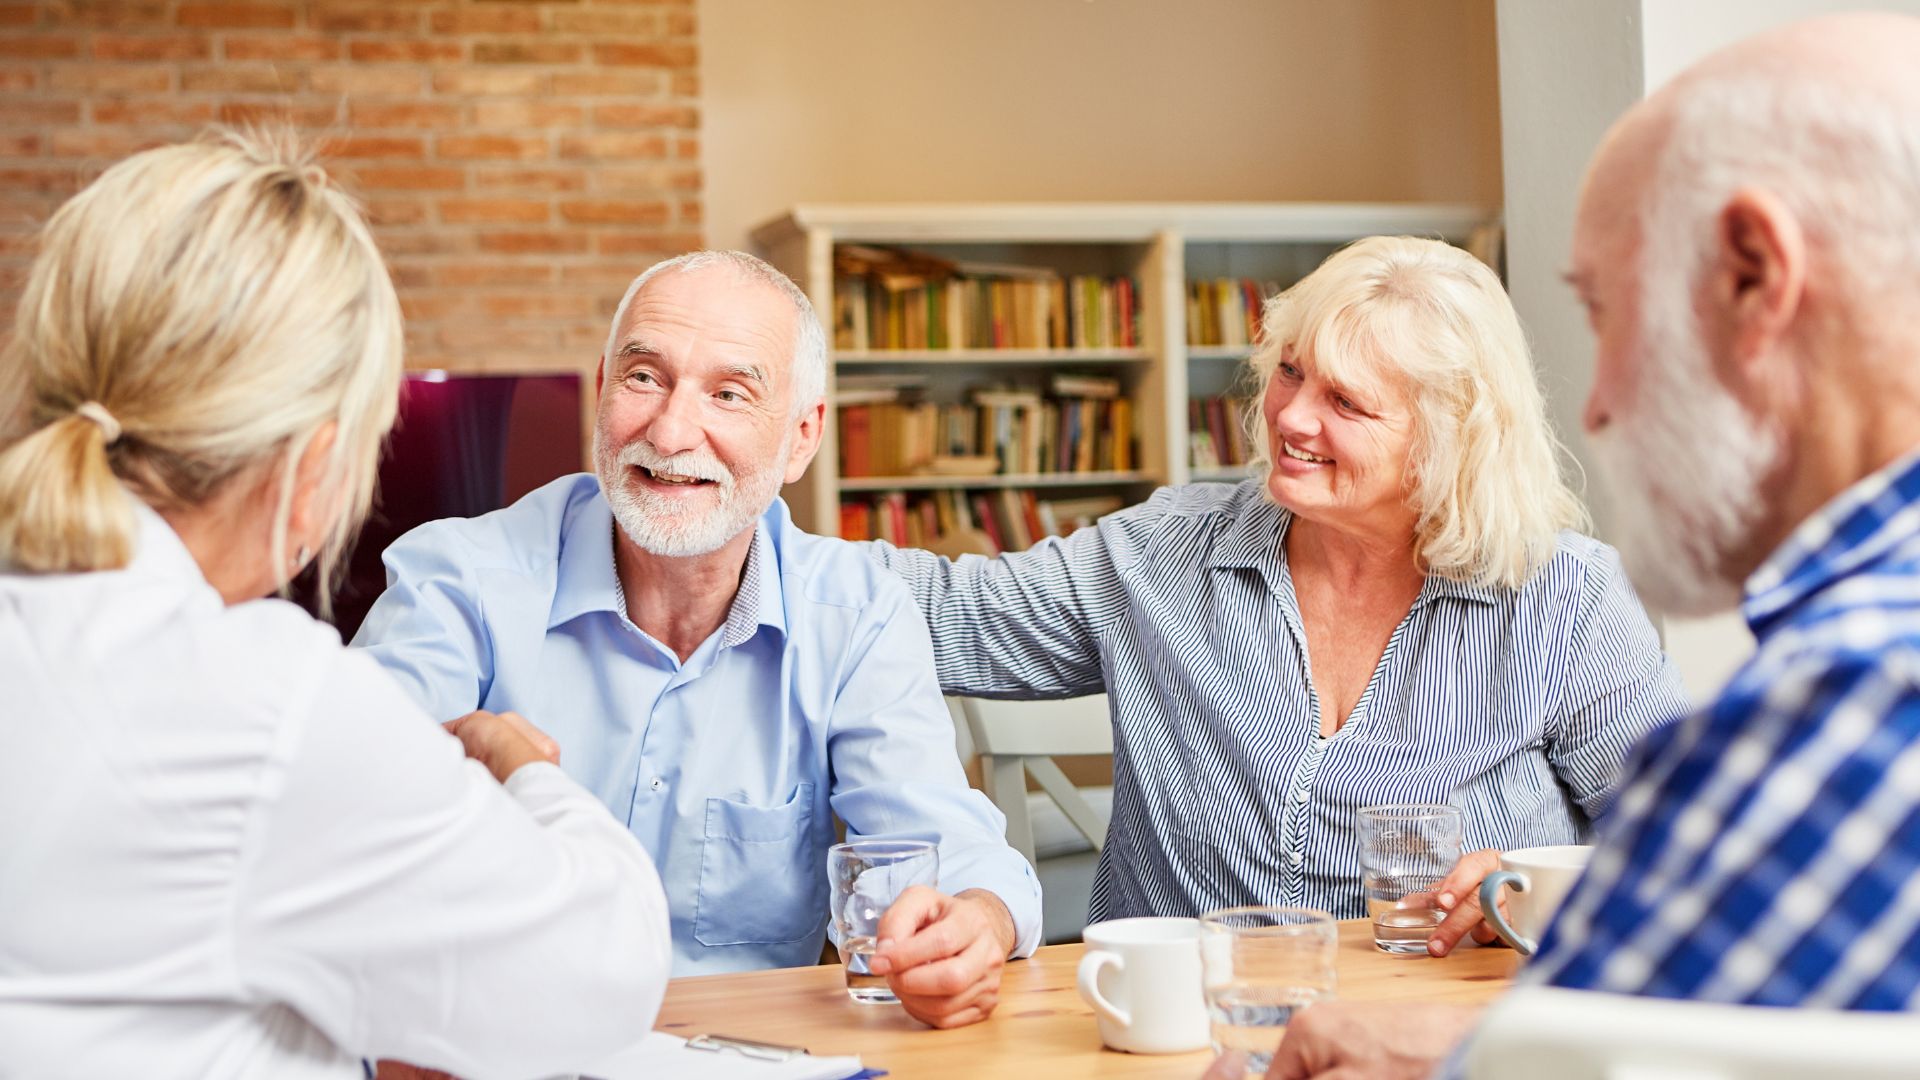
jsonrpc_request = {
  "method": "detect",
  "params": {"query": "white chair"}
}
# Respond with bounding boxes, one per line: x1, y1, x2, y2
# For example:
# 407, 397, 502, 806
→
1467, 986, 1920, 1079
948, 694, 1114, 943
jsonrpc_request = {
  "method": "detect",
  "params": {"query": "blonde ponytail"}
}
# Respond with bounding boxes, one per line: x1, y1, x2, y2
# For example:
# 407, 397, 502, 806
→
0, 413, 136, 572
0, 128, 402, 605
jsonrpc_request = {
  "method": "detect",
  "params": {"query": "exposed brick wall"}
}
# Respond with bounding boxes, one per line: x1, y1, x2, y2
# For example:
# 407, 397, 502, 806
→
0, 0, 704, 375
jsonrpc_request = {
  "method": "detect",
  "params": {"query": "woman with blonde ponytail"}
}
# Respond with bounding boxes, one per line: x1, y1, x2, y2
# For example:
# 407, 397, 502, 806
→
0, 132, 671, 1079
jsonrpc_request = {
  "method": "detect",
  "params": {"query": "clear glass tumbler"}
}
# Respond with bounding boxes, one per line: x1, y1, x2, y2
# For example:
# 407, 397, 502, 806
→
827, 839, 939, 1004
1357, 803, 1465, 955
1198, 906, 1338, 1076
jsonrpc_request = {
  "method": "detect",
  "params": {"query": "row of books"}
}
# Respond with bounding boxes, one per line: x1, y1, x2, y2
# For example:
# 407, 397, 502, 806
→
832, 274, 1141, 352
1187, 278, 1281, 348
840, 488, 1126, 554
838, 374, 1135, 479
1190, 395, 1257, 469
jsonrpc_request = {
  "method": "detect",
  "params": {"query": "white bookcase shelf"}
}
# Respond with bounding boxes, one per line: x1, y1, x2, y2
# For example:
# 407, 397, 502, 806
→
835, 348, 1152, 365
839, 470, 1152, 493
752, 202, 1492, 538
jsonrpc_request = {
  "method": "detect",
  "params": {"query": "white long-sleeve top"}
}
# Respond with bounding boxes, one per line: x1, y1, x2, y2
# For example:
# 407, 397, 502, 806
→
0, 502, 674, 1079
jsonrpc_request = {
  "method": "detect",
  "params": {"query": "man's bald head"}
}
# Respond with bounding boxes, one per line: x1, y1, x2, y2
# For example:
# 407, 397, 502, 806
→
1574, 12, 1920, 615
1579, 12, 1920, 320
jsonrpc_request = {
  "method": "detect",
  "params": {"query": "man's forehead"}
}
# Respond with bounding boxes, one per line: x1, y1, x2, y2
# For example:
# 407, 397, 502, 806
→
1571, 122, 1664, 280
615, 267, 794, 350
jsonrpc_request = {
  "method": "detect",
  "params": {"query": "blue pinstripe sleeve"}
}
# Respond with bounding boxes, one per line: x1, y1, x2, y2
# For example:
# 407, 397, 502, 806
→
863, 517, 1132, 700
1546, 543, 1690, 819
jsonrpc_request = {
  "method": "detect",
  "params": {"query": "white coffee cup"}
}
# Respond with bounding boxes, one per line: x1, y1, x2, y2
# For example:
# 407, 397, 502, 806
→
1478, 844, 1592, 956
1075, 916, 1210, 1054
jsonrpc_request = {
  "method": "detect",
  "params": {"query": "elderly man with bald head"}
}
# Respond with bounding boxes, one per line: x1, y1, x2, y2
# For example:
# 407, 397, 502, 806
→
352, 251, 1039, 1030
1209, 12, 1920, 1079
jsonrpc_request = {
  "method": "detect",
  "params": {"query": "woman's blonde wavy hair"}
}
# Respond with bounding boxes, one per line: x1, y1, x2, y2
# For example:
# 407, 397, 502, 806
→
1247, 235, 1585, 590
0, 129, 402, 614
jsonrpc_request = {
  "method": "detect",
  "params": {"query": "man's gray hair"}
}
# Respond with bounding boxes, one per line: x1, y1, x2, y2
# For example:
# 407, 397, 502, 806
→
603, 250, 828, 417
1648, 72, 1920, 310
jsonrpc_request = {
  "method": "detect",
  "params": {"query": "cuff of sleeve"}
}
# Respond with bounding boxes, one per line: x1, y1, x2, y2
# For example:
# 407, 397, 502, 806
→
947, 857, 1044, 959
501, 760, 588, 822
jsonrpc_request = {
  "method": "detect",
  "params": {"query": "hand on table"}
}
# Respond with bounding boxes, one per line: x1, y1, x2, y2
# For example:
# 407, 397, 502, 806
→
866, 886, 1017, 1029
443, 710, 560, 785
1425, 848, 1509, 958
1199, 1001, 1478, 1080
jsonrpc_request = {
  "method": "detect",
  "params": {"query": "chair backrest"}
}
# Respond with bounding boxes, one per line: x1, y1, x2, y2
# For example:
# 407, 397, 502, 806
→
1468, 986, 1920, 1080
951, 695, 1114, 866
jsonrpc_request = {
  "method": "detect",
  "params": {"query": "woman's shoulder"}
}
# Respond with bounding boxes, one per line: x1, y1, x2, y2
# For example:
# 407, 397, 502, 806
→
1104, 479, 1271, 540
1512, 529, 1638, 613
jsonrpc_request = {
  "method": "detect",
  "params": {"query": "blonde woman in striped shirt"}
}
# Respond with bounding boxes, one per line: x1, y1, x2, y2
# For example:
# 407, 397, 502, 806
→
870, 236, 1689, 956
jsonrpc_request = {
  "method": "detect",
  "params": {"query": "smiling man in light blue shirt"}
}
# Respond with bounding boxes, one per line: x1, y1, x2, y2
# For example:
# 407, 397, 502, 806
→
352, 251, 1039, 1028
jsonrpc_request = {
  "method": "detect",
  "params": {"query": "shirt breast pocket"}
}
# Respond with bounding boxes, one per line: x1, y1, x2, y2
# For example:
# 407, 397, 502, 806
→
693, 782, 827, 947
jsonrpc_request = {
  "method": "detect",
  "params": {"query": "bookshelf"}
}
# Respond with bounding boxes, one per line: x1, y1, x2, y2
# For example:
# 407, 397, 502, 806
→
751, 203, 1491, 544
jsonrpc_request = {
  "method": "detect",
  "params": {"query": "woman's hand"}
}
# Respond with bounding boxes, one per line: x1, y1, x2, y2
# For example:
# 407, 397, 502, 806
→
443, 710, 560, 785
1425, 848, 1508, 957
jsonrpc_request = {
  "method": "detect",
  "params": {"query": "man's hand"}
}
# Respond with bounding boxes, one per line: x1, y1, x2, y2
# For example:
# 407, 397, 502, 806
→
1262, 1001, 1477, 1079
866, 886, 1017, 1029
443, 710, 560, 785
1427, 849, 1507, 957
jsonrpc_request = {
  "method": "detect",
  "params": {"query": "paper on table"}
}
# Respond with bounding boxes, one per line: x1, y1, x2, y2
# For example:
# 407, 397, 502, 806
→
575, 1031, 865, 1080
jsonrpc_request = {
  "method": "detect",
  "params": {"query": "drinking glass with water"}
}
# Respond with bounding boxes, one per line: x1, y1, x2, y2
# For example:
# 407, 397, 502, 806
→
1198, 906, 1338, 1075
1358, 803, 1465, 955
827, 839, 939, 1004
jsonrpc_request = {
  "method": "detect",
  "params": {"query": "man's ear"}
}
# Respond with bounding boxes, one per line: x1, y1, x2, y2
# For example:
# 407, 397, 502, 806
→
594, 355, 606, 405
1711, 187, 1806, 376
784, 399, 826, 485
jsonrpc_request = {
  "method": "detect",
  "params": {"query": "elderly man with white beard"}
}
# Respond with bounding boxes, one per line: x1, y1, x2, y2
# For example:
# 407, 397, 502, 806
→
1202, 11, 1920, 1080
352, 251, 1039, 1030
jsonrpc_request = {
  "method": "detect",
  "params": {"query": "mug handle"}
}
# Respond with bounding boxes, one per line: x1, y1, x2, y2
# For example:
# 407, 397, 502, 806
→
1076, 949, 1130, 1029
1479, 870, 1536, 956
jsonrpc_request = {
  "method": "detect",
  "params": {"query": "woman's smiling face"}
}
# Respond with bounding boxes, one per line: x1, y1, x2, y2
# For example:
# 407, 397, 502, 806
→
1262, 344, 1421, 539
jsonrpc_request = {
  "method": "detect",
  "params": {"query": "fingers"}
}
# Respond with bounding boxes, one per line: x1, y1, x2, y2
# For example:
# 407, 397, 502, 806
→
894, 965, 1001, 1028
888, 935, 1002, 998
871, 887, 956, 975
1435, 849, 1503, 913
1426, 889, 1485, 957
495, 710, 560, 763
1265, 1002, 1340, 1080
1428, 849, 1503, 958
1202, 1050, 1251, 1079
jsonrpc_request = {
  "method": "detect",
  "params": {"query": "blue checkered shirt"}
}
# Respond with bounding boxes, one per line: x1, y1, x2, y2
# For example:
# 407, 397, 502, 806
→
1513, 448, 1920, 1009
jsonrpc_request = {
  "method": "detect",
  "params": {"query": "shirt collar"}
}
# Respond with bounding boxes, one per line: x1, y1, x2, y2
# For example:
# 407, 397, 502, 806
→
1742, 444, 1920, 636
1206, 482, 1498, 606
549, 490, 789, 647
128, 495, 219, 592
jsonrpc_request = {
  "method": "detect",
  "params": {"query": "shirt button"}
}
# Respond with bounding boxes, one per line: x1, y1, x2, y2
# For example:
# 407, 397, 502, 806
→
649, 776, 665, 792
1294, 787, 1310, 804
1288, 850, 1303, 866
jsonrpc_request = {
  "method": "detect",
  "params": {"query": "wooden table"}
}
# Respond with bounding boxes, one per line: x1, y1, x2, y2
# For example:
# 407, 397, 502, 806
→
654, 919, 1519, 1078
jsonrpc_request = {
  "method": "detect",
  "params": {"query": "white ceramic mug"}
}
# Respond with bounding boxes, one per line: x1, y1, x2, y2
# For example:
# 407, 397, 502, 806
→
1075, 916, 1210, 1054
1478, 844, 1593, 956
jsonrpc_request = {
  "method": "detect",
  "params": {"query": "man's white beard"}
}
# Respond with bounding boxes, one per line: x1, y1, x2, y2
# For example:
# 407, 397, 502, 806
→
1588, 263, 1781, 617
595, 431, 790, 558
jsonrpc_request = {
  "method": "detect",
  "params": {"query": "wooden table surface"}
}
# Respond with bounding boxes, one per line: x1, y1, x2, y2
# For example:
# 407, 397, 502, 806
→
653, 919, 1520, 1078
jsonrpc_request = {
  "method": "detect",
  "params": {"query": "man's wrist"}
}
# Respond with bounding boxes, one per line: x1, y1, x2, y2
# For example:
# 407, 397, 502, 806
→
957, 888, 1018, 956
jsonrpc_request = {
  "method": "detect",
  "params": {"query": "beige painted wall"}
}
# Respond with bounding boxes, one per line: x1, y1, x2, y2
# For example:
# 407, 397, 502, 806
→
700, 0, 1503, 250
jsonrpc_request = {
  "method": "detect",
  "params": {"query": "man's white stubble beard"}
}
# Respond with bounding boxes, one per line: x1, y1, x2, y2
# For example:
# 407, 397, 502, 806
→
595, 429, 793, 558
1589, 254, 1782, 617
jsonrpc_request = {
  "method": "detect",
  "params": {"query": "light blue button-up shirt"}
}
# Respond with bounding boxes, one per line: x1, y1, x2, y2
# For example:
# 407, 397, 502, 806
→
352, 473, 1041, 975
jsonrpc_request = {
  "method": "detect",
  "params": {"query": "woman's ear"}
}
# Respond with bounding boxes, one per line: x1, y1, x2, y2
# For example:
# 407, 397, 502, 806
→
286, 421, 340, 564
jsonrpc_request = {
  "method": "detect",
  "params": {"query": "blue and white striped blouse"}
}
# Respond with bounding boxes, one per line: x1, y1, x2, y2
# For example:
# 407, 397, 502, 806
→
868, 480, 1689, 922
